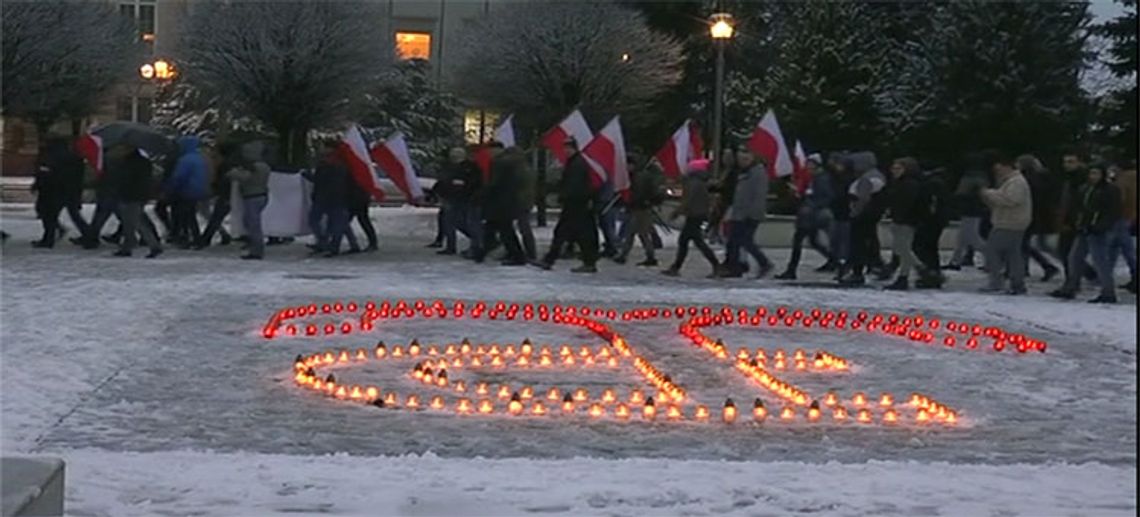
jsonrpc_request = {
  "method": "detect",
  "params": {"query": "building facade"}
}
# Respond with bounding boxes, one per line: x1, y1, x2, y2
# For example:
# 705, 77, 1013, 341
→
2, 0, 512, 176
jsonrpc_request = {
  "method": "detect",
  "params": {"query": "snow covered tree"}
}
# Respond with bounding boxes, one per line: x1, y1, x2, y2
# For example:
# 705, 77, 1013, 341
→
177, 2, 392, 164
892, 2, 1092, 163
449, 1, 684, 140
2, 1, 138, 135
1091, 0, 1138, 159
149, 81, 265, 143
360, 59, 461, 176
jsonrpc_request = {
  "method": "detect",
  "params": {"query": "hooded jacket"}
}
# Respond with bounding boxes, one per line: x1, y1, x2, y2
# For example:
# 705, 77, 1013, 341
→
227, 140, 270, 198
166, 136, 209, 200
728, 162, 769, 221
847, 151, 885, 219
1075, 173, 1122, 235
981, 170, 1032, 231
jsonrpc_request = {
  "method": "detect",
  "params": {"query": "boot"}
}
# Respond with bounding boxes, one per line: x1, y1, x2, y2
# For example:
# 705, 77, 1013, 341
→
839, 274, 865, 286
1121, 277, 1137, 294
1088, 295, 1117, 304
774, 269, 796, 280
754, 263, 773, 279
1041, 265, 1060, 283
145, 248, 163, 259
529, 259, 553, 270
571, 264, 598, 273
111, 249, 131, 257
814, 262, 837, 273
1049, 288, 1075, 300
612, 255, 627, 265
914, 272, 944, 289
661, 267, 680, 277
636, 258, 658, 267
884, 276, 909, 291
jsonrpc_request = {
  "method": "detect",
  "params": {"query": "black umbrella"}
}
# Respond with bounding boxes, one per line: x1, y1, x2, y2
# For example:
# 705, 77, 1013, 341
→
92, 121, 177, 156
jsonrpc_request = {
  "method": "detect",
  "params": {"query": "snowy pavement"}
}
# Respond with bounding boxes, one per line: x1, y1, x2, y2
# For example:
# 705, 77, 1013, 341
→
1, 206, 1136, 516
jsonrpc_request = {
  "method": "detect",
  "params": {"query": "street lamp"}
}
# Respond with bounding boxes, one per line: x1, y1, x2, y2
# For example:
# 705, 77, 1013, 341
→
709, 12, 734, 180
139, 59, 176, 81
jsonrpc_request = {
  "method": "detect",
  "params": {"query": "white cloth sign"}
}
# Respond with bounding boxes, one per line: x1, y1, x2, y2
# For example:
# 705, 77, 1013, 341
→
227, 171, 312, 238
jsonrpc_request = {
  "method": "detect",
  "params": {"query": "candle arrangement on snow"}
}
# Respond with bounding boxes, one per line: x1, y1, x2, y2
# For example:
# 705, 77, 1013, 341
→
273, 299, 1047, 428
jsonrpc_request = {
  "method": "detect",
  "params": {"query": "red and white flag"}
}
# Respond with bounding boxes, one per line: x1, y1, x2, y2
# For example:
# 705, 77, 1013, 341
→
792, 140, 812, 195
747, 110, 794, 179
370, 131, 424, 202
494, 115, 516, 148
540, 109, 592, 165
582, 116, 629, 200
340, 125, 385, 202
654, 119, 704, 179
75, 133, 103, 177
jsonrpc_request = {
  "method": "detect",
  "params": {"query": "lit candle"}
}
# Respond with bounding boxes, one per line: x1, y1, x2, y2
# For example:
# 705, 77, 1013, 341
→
695, 405, 710, 421
508, 394, 524, 416
780, 406, 795, 421
350, 386, 363, 399
916, 408, 931, 423
643, 397, 657, 421
392, 346, 404, 358
615, 403, 631, 420
562, 394, 575, 414
335, 386, 347, 399
853, 392, 867, 406
807, 401, 821, 422
753, 398, 767, 421
833, 405, 848, 421
478, 399, 493, 414
723, 398, 737, 424
430, 395, 444, 410
520, 386, 534, 400
573, 388, 588, 402
366, 386, 379, 400
601, 388, 616, 404
879, 393, 893, 407
630, 389, 644, 404
355, 348, 368, 361
666, 405, 682, 420
384, 392, 397, 406
883, 408, 898, 424
476, 382, 489, 396
405, 394, 420, 408
589, 403, 604, 418
456, 398, 473, 414
532, 401, 547, 416
857, 408, 872, 423
497, 385, 511, 400
547, 387, 561, 401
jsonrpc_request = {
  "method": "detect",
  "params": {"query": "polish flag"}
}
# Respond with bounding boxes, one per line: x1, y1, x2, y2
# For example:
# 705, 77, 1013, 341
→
654, 119, 704, 179
75, 133, 103, 177
494, 115, 516, 148
747, 110, 794, 179
582, 116, 629, 200
370, 131, 424, 202
540, 109, 592, 165
340, 125, 385, 202
792, 140, 812, 195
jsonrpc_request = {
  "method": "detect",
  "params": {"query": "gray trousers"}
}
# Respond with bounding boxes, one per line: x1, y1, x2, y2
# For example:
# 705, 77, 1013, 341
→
890, 223, 923, 278
119, 202, 161, 253
952, 216, 985, 265
242, 195, 268, 257
985, 228, 1026, 291
619, 209, 656, 261
829, 220, 851, 263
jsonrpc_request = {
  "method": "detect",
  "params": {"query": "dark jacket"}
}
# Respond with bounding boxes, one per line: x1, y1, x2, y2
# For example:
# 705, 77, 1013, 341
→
1058, 168, 1088, 232
484, 150, 524, 222
954, 169, 990, 218
629, 165, 664, 210
830, 168, 854, 221
436, 160, 482, 202
1076, 178, 1122, 235
679, 169, 712, 218
165, 136, 209, 200
917, 168, 951, 227
1026, 169, 1058, 234
311, 152, 351, 208
558, 152, 594, 209
116, 150, 156, 203
33, 139, 83, 209
887, 163, 924, 226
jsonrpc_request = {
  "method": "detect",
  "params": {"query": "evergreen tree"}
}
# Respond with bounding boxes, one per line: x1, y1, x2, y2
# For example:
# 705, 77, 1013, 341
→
360, 60, 461, 176
1093, 0, 1138, 159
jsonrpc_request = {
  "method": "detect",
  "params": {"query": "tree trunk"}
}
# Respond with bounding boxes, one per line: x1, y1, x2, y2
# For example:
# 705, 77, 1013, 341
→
275, 126, 310, 167
536, 144, 547, 227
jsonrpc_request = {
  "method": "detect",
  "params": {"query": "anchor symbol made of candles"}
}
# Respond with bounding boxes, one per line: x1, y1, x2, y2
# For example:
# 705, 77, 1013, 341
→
267, 299, 1048, 427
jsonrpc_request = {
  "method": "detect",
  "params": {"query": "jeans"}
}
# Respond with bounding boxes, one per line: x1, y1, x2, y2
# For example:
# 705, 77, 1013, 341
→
198, 198, 232, 245
1106, 220, 1137, 280
985, 229, 1026, 291
484, 218, 526, 262
725, 219, 770, 273
310, 203, 349, 253
671, 217, 718, 270
242, 195, 268, 257
1063, 233, 1115, 298
347, 206, 377, 250
118, 202, 161, 253
1021, 231, 1058, 274
848, 216, 881, 276
85, 195, 120, 243
829, 220, 851, 264
598, 205, 619, 254
890, 223, 924, 278
515, 209, 536, 260
172, 198, 201, 244
786, 225, 831, 272
951, 216, 985, 265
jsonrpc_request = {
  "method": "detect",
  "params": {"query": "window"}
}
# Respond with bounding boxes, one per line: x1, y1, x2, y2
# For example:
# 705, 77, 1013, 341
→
136, 97, 153, 124
116, 96, 135, 122
116, 96, 152, 123
463, 109, 501, 145
395, 31, 431, 60
120, 0, 156, 46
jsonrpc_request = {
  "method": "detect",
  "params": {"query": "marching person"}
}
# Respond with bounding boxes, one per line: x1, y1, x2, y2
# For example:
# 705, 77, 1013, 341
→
307, 140, 352, 257
32, 136, 84, 248
775, 154, 833, 280
1050, 162, 1122, 303
839, 151, 887, 286
165, 136, 209, 247
227, 141, 270, 259
478, 142, 527, 265
615, 156, 664, 266
1109, 160, 1137, 293
533, 138, 599, 273
883, 157, 937, 290
719, 146, 773, 278
662, 159, 719, 277
979, 151, 1032, 295
946, 152, 989, 270
912, 165, 950, 288
194, 141, 238, 249
1056, 150, 1096, 283
112, 145, 163, 258
826, 152, 853, 278
1017, 154, 1061, 280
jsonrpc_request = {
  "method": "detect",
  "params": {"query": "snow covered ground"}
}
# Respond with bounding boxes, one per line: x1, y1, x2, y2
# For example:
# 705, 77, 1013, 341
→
1, 205, 1136, 516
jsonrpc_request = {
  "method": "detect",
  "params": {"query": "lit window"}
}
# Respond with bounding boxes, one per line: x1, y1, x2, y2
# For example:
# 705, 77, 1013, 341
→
395, 32, 431, 60
463, 109, 501, 145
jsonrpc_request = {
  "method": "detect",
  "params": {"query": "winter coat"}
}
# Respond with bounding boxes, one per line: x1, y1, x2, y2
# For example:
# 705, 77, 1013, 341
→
794, 172, 834, 230
847, 151, 886, 220
981, 171, 1032, 231
887, 167, 924, 227
1075, 178, 1122, 235
436, 160, 483, 203
116, 150, 156, 203
954, 169, 990, 218
728, 163, 769, 221
513, 150, 536, 213
165, 136, 209, 200
558, 152, 594, 209
1057, 168, 1088, 232
33, 139, 84, 211
829, 169, 854, 221
679, 169, 712, 218
917, 169, 951, 227
629, 165, 664, 210
1025, 169, 1059, 234
484, 150, 524, 222
228, 141, 270, 198
1115, 167, 1137, 224
311, 153, 351, 208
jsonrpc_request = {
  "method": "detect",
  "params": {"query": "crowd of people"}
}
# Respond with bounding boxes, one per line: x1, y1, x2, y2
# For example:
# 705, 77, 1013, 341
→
18, 132, 1139, 304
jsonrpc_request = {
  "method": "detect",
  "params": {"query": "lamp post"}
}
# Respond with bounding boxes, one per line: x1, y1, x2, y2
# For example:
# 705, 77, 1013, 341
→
709, 13, 734, 180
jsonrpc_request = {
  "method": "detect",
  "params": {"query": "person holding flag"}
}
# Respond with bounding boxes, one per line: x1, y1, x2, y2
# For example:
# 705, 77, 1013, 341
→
533, 138, 599, 273
719, 145, 774, 278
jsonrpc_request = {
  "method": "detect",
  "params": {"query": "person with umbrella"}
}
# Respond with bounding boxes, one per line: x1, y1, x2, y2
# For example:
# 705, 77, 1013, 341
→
110, 144, 163, 258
